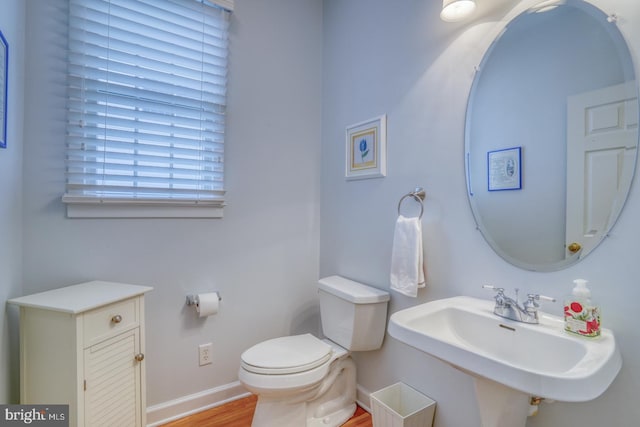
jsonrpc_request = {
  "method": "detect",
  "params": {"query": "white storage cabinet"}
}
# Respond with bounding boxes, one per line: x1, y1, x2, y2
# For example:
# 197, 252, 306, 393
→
9, 281, 153, 427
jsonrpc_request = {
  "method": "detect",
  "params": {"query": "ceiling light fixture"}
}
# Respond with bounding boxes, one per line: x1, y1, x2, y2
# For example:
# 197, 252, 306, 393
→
440, 0, 477, 22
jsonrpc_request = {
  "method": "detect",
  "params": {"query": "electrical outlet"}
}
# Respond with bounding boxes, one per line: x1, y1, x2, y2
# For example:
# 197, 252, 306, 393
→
199, 343, 213, 366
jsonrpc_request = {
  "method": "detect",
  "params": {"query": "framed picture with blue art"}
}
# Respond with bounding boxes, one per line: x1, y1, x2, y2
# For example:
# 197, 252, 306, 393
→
0, 29, 7, 149
487, 146, 522, 191
345, 114, 387, 180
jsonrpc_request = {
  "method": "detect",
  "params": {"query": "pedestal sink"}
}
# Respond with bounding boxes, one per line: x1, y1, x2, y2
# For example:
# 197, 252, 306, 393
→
388, 296, 621, 426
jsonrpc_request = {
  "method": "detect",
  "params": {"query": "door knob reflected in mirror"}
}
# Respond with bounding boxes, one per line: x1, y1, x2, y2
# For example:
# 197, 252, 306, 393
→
567, 242, 582, 254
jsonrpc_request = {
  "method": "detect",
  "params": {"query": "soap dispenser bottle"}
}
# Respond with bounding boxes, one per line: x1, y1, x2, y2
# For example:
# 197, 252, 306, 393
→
564, 279, 600, 337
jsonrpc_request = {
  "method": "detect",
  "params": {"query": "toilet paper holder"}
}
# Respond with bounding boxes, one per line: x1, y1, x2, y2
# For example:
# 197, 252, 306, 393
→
186, 293, 222, 306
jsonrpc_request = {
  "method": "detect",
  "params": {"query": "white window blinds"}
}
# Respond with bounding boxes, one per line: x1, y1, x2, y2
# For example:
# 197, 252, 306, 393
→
63, 0, 231, 218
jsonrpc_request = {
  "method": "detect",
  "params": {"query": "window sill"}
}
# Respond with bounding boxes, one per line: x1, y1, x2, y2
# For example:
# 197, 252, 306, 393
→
62, 196, 224, 219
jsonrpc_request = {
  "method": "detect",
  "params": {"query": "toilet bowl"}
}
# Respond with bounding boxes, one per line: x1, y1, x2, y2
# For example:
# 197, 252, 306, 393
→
240, 334, 356, 426
238, 276, 390, 427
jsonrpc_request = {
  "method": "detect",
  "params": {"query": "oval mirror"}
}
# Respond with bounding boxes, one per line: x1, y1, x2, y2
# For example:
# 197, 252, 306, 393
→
465, 0, 638, 271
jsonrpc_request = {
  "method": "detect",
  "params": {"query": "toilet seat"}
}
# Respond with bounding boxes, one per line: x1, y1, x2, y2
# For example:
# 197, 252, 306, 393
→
241, 334, 332, 375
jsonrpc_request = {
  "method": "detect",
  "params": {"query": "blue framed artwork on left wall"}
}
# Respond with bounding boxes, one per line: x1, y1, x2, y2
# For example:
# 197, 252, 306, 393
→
0, 29, 7, 149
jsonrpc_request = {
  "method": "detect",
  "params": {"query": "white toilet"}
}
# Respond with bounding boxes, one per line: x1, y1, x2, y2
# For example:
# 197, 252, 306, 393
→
238, 275, 390, 427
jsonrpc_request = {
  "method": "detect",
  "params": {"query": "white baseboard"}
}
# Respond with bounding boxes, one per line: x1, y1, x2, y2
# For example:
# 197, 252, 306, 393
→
146, 381, 372, 426
146, 381, 251, 427
356, 384, 372, 412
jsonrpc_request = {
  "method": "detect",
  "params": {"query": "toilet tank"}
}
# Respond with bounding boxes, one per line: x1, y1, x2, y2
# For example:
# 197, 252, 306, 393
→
318, 276, 390, 351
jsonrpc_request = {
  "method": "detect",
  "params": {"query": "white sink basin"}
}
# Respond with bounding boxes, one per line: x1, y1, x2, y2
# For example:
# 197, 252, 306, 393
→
388, 296, 621, 402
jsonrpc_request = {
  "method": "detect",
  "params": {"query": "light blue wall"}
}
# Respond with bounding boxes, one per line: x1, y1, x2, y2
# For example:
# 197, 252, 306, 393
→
0, 0, 25, 405
20, 0, 322, 407
9, 0, 640, 425
321, 0, 640, 426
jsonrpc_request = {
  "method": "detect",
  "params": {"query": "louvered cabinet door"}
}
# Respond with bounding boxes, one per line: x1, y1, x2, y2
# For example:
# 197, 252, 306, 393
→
10, 283, 151, 427
84, 328, 143, 427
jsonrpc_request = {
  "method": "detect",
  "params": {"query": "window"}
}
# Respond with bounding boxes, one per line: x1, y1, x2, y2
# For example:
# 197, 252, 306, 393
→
62, 0, 233, 218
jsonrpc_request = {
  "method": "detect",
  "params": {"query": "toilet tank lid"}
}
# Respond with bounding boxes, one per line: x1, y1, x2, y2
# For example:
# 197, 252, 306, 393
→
318, 276, 390, 304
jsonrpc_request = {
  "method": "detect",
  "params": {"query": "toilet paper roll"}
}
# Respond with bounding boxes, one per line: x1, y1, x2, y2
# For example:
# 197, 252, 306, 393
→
196, 292, 220, 317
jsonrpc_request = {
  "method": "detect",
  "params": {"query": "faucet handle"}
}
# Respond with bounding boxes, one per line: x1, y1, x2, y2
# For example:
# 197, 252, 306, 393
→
525, 294, 556, 312
483, 285, 506, 305
527, 293, 556, 303
482, 284, 504, 293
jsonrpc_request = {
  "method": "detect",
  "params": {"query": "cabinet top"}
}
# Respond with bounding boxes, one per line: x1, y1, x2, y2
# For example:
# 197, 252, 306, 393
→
7, 281, 153, 313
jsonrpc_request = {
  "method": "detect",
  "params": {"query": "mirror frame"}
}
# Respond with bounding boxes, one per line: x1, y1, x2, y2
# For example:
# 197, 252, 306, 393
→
0, 30, 7, 149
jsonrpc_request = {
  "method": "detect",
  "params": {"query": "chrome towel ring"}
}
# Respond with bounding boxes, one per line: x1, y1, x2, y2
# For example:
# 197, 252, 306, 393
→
397, 187, 426, 219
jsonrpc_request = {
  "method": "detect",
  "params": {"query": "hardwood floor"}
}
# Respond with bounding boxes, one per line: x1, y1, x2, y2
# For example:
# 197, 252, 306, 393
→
161, 394, 373, 427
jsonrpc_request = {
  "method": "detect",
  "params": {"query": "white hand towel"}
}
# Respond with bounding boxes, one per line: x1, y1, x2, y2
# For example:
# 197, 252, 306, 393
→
390, 215, 425, 298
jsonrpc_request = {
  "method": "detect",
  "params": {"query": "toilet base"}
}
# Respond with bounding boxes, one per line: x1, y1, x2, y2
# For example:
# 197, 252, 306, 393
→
307, 403, 356, 427
250, 356, 357, 427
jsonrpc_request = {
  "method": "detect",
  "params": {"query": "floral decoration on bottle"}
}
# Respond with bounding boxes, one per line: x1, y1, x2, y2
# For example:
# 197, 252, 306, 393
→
564, 301, 600, 337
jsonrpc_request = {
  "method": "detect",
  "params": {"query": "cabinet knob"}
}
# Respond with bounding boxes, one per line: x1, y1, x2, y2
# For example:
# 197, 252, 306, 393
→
135, 353, 145, 362
111, 314, 123, 324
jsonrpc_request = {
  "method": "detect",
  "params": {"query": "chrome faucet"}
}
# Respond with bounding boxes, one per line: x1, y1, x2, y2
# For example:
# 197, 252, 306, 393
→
482, 285, 555, 324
